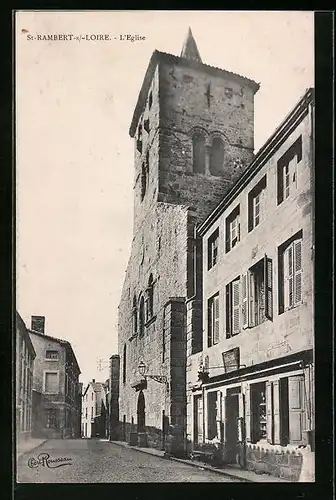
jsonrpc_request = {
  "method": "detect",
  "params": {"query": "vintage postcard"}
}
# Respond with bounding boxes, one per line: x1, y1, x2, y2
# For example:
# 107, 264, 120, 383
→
15, 10, 316, 484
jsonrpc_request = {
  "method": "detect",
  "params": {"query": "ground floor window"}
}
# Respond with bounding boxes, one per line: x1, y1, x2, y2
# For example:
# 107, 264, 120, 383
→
207, 392, 217, 440
45, 409, 58, 429
251, 382, 267, 442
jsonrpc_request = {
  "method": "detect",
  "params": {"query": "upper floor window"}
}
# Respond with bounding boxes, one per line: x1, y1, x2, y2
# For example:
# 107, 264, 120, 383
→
45, 350, 59, 361
208, 293, 220, 347
139, 295, 145, 337
192, 132, 206, 174
248, 175, 267, 232
225, 205, 240, 253
44, 371, 59, 394
209, 137, 224, 176
242, 256, 273, 328
207, 228, 219, 270
278, 233, 303, 314
145, 274, 154, 321
277, 136, 302, 205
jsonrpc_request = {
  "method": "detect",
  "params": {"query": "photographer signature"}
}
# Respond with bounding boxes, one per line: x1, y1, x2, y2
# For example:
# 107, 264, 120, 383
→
28, 452, 72, 469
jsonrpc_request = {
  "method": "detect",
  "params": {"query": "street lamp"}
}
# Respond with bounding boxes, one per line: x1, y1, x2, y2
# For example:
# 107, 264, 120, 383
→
137, 360, 168, 388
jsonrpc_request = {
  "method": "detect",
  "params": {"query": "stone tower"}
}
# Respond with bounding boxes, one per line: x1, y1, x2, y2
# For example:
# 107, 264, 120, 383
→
117, 29, 259, 454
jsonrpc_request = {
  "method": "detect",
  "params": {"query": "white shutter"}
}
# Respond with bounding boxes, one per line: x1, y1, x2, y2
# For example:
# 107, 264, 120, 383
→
273, 380, 280, 445
266, 381, 274, 444
284, 245, 294, 310
288, 375, 305, 444
245, 385, 251, 442
238, 394, 245, 442
264, 256, 273, 320
248, 272, 255, 327
216, 391, 223, 441
232, 279, 240, 334
242, 272, 248, 328
294, 239, 302, 305
213, 295, 220, 344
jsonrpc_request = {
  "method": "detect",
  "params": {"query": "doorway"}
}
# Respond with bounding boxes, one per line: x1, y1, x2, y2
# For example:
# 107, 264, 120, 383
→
137, 390, 146, 433
225, 387, 241, 464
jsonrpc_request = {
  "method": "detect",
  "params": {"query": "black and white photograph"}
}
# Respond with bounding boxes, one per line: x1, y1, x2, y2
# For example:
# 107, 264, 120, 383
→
15, 10, 316, 484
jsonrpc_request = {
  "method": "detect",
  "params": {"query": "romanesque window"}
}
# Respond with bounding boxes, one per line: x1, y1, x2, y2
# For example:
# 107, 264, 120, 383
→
139, 296, 145, 337
141, 163, 146, 201
145, 274, 154, 321
209, 137, 224, 176
132, 295, 138, 335
192, 132, 206, 174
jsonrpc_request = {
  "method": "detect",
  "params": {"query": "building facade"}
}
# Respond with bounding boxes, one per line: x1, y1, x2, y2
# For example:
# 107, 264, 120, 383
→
16, 312, 36, 445
82, 380, 108, 438
116, 29, 259, 454
186, 88, 315, 481
29, 316, 81, 439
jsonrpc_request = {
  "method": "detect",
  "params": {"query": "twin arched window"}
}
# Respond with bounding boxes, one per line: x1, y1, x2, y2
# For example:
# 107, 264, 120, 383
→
192, 131, 224, 176
133, 275, 154, 338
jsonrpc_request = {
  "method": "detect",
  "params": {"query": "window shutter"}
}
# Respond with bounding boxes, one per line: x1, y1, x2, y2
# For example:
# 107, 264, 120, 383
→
225, 221, 230, 253
238, 393, 245, 442
294, 239, 302, 305
225, 284, 232, 337
242, 272, 249, 328
216, 391, 222, 441
248, 272, 255, 327
277, 161, 284, 204
288, 375, 305, 444
273, 380, 280, 445
245, 385, 251, 442
208, 300, 213, 347
266, 381, 274, 444
232, 279, 240, 334
264, 256, 273, 320
284, 245, 294, 310
213, 295, 220, 344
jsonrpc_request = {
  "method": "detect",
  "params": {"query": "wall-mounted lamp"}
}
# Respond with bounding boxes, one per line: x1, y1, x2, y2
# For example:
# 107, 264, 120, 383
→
138, 360, 168, 387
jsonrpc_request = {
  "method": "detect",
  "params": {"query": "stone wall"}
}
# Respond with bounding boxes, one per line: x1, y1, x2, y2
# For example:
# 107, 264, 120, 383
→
245, 444, 303, 482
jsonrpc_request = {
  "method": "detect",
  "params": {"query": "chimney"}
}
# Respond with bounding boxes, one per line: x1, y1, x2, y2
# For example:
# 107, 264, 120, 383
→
31, 315, 45, 333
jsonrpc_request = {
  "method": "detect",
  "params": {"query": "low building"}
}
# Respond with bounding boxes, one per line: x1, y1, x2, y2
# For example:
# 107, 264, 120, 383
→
82, 380, 108, 438
16, 312, 36, 446
29, 316, 81, 439
186, 88, 315, 481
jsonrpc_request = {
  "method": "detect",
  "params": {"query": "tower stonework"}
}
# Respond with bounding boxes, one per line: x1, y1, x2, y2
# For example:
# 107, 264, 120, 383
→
117, 30, 259, 454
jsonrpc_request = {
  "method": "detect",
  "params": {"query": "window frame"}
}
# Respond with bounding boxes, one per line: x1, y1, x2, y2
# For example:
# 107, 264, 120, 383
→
225, 205, 240, 253
45, 349, 59, 361
248, 175, 267, 232
207, 228, 219, 270
278, 232, 303, 314
43, 370, 59, 394
207, 292, 220, 347
277, 136, 302, 205
225, 277, 241, 338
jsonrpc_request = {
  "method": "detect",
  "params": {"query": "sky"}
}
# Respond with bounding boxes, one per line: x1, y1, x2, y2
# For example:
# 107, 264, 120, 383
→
15, 11, 314, 388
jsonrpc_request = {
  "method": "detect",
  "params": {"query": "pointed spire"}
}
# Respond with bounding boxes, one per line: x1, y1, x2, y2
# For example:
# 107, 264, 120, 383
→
180, 27, 202, 63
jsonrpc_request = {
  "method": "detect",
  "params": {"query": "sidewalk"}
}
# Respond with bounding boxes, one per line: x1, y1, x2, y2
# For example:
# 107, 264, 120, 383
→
109, 440, 290, 483
16, 438, 47, 460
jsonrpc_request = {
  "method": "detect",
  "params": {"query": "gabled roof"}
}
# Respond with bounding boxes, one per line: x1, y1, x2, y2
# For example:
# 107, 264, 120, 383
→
129, 49, 260, 138
82, 381, 105, 397
29, 328, 81, 374
198, 87, 314, 235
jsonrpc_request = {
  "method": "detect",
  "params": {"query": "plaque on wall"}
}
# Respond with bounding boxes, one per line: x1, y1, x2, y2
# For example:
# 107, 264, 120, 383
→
222, 347, 240, 373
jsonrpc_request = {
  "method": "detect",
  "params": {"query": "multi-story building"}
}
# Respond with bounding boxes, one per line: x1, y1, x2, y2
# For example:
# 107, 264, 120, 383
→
187, 88, 314, 481
82, 380, 108, 438
16, 312, 36, 446
29, 316, 81, 439
116, 29, 259, 454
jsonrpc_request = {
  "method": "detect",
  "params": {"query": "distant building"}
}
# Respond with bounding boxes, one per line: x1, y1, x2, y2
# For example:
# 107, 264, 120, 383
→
81, 380, 108, 438
28, 316, 81, 439
16, 312, 36, 445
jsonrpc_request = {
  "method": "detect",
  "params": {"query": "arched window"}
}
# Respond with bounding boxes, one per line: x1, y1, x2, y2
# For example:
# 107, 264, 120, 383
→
139, 295, 145, 337
209, 137, 224, 176
132, 295, 137, 335
192, 132, 206, 174
122, 344, 126, 384
141, 163, 146, 201
145, 274, 154, 321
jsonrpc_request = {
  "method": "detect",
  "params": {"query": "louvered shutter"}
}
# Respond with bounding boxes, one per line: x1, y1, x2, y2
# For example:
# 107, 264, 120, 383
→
266, 382, 274, 444
216, 391, 223, 440
213, 295, 220, 344
226, 284, 232, 337
232, 279, 240, 334
264, 256, 273, 320
245, 385, 251, 442
273, 380, 280, 444
248, 272, 255, 327
294, 239, 302, 305
207, 299, 213, 347
238, 394, 245, 442
288, 375, 305, 444
242, 273, 249, 328
284, 245, 294, 310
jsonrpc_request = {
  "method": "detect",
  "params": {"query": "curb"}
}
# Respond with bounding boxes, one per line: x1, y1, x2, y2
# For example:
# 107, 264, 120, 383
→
110, 441, 250, 482
17, 440, 48, 460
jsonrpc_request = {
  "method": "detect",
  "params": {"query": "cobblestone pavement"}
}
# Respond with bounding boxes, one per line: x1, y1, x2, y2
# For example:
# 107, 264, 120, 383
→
16, 438, 241, 483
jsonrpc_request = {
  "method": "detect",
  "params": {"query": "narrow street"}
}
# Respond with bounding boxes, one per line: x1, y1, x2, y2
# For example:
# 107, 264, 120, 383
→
17, 439, 241, 483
